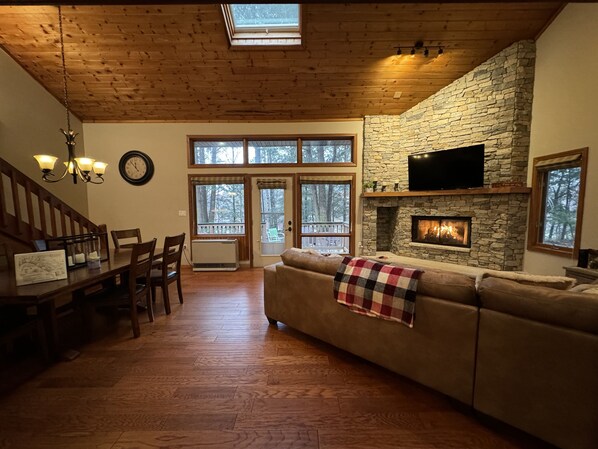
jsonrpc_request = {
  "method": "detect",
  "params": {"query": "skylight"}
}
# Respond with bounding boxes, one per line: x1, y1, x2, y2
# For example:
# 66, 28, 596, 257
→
222, 4, 302, 47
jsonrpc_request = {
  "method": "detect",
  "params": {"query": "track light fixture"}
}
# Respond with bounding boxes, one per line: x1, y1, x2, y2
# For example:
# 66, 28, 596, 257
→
395, 41, 445, 58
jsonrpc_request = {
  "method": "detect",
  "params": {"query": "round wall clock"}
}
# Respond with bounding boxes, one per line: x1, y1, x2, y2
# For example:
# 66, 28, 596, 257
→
118, 150, 154, 185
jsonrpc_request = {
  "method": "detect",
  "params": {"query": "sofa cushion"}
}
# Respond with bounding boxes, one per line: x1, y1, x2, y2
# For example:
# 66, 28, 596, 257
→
281, 248, 343, 276
478, 277, 598, 335
479, 270, 576, 290
416, 268, 478, 306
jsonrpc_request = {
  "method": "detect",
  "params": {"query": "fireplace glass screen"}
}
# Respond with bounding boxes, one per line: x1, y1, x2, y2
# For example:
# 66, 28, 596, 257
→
412, 216, 472, 248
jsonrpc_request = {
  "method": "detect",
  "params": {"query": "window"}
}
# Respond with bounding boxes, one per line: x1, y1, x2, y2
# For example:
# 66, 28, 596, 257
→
528, 148, 588, 257
302, 139, 353, 164
192, 177, 246, 235
189, 135, 355, 167
248, 140, 297, 164
222, 4, 301, 47
192, 140, 244, 165
299, 175, 354, 254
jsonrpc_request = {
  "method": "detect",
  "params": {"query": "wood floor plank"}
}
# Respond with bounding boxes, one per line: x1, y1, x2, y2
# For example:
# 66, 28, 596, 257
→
0, 268, 553, 449
112, 430, 319, 449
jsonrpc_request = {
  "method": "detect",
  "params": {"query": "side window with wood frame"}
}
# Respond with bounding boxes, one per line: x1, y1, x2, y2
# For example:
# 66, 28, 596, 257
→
527, 147, 588, 257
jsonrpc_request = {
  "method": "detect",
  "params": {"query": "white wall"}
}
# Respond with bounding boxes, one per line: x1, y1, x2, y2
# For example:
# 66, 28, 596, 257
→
83, 121, 363, 258
523, 4, 598, 275
0, 48, 88, 214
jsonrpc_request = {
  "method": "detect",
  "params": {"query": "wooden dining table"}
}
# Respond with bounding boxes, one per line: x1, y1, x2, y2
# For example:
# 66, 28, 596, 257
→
0, 248, 161, 359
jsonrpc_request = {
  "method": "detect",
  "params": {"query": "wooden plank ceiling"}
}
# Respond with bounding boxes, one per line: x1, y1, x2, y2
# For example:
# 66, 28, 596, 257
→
0, 2, 563, 122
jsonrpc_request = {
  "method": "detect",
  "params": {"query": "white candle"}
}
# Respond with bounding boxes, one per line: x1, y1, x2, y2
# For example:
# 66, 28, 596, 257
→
74, 253, 85, 264
67, 256, 74, 266
88, 251, 98, 259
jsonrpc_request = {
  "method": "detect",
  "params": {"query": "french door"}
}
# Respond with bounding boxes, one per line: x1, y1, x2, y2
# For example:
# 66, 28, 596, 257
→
251, 176, 294, 267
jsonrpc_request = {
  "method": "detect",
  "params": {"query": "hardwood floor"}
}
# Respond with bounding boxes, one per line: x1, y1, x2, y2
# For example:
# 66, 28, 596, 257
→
0, 268, 554, 449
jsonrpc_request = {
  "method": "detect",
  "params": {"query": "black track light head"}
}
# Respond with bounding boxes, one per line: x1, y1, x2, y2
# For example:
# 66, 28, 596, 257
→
396, 47, 402, 56
424, 47, 429, 57
438, 47, 444, 56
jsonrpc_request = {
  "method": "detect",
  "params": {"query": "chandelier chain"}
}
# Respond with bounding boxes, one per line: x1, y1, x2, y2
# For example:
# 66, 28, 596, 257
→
58, 5, 71, 132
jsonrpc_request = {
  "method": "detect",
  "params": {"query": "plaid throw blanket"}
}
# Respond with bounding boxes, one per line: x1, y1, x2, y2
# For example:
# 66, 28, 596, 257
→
333, 257, 423, 328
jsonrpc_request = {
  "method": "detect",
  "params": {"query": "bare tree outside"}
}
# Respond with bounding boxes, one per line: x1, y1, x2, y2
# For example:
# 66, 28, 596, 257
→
541, 166, 581, 248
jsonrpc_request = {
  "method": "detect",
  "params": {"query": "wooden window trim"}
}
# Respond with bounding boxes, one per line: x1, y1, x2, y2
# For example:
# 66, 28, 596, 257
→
527, 147, 588, 258
188, 134, 356, 168
188, 174, 249, 240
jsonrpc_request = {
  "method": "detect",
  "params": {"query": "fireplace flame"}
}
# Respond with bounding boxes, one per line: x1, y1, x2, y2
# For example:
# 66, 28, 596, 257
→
415, 217, 470, 247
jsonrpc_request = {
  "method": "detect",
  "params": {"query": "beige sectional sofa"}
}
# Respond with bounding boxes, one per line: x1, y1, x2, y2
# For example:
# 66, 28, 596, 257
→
263, 249, 598, 449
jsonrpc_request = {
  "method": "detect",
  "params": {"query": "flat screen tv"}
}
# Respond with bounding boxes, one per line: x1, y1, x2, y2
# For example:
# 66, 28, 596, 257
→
408, 144, 484, 191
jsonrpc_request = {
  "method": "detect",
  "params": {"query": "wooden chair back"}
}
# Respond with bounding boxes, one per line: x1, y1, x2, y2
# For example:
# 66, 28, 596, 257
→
128, 239, 157, 297
161, 233, 185, 275
111, 228, 142, 249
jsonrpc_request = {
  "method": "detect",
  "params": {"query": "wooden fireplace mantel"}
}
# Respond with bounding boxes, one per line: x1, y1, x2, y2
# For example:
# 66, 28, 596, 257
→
362, 186, 531, 198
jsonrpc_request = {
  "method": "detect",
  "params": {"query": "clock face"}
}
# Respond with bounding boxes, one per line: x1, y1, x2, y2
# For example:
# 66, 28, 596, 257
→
119, 151, 154, 185
124, 156, 147, 180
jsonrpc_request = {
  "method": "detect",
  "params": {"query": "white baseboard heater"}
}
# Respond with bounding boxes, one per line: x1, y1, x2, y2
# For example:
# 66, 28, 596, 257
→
192, 239, 239, 271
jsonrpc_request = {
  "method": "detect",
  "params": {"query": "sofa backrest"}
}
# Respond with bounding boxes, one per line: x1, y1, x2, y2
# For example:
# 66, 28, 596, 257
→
478, 277, 598, 335
280, 249, 477, 306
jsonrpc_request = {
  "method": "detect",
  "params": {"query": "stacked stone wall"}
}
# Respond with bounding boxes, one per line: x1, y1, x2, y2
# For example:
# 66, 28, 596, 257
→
362, 41, 535, 270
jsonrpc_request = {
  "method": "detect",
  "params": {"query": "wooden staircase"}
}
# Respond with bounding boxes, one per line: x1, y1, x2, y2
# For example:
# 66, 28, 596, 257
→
0, 156, 105, 252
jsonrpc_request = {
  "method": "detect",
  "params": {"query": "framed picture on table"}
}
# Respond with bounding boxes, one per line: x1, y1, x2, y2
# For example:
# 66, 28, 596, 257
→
14, 250, 68, 286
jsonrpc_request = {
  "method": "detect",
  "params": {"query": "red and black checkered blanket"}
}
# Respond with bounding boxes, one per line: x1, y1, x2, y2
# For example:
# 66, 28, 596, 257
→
333, 257, 423, 328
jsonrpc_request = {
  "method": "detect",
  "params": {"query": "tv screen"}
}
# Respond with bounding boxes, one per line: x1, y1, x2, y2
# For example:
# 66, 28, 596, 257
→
408, 144, 484, 191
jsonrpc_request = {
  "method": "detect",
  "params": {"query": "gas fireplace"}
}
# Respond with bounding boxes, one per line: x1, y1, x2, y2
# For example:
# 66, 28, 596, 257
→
412, 216, 472, 248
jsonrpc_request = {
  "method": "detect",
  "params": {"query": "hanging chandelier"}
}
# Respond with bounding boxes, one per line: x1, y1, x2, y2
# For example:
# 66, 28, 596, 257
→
34, 5, 106, 184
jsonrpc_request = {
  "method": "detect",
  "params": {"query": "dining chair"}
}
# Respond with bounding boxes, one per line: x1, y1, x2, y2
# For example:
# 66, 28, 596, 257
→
150, 233, 185, 315
83, 239, 156, 338
111, 228, 142, 249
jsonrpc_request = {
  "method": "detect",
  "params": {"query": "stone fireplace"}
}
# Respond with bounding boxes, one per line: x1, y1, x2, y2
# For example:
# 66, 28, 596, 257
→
363, 191, 530, 271
412, 216, 471, 248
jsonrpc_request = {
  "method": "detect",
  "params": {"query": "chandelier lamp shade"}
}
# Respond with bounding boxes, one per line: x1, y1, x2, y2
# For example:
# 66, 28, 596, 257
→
33, 5, 106, 185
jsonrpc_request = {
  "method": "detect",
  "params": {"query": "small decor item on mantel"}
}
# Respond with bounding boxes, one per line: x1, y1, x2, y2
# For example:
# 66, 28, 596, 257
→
363, 181, 375, 193
372, 180, 378, 191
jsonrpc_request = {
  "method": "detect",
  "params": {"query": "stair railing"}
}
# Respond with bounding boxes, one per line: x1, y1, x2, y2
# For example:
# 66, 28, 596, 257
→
0, 156, 104, 248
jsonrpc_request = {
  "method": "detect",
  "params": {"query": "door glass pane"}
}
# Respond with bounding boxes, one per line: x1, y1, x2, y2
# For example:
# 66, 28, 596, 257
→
541, 166, 581, 248
260, 188, 285, 255
248, 140, 297, 164
196, 183, 245, 234
301, 236, 349, 255
193, 141, 244, 165
302, 139, 352, 163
